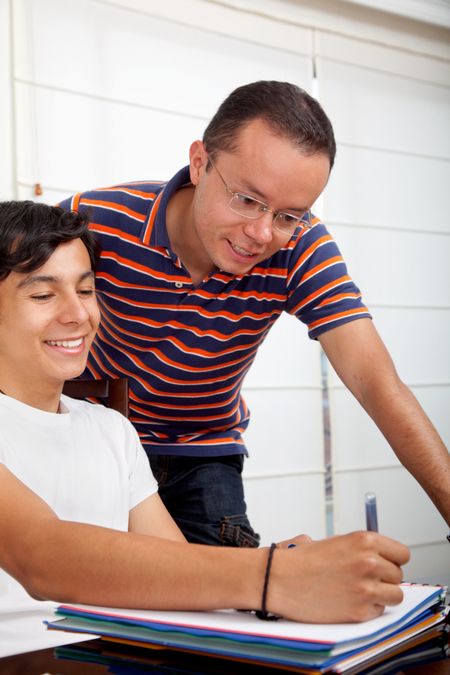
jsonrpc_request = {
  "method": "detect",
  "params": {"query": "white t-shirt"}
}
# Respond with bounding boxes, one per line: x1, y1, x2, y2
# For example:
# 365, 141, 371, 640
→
0, 393, 157, 655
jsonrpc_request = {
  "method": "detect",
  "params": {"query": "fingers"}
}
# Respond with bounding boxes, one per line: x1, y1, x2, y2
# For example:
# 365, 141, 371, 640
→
378, 581, 404, 606
344, 531, 408, 588
352, 535, 406, 578
267, 531, 409, 623
373, 533, 410, 567
344, 579, 405, 623
378, 557, 404, 585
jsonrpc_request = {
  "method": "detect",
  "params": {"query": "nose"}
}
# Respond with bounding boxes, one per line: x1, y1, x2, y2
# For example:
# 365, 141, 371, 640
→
58, 293, 90, 324
242, 211, 273, 245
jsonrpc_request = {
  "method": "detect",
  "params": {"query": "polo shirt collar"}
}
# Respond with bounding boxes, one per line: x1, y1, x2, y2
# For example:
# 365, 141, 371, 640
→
140, 166, 191, 248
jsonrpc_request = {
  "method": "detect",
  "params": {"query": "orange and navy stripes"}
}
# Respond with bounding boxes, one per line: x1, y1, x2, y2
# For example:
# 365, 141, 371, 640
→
60, 167, 370, 457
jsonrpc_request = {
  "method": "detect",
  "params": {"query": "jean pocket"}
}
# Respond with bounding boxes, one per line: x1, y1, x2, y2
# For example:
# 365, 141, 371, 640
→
219, 514, 260, 548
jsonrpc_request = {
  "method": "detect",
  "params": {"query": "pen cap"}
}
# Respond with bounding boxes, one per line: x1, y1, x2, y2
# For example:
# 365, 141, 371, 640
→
365, 492, 379, 532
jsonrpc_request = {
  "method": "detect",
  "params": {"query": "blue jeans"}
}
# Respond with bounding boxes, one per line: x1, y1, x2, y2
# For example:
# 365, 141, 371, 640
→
149, 454, 260, 547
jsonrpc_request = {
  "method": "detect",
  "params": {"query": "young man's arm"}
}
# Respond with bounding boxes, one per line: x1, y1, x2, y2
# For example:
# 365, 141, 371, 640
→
129, 493, 186, 541
319, 318, 450, 526
0, 463, 409, 623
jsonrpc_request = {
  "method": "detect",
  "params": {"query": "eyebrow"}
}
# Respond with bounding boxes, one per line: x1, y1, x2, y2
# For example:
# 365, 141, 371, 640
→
17, 270, 95, 289
237, 179, 309, 214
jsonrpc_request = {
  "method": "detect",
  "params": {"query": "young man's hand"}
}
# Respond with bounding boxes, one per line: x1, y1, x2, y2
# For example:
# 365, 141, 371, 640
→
268, 531, 410, 623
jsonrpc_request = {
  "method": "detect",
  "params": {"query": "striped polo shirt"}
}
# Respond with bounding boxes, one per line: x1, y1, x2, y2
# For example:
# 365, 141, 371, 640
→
60, 167, 370, 457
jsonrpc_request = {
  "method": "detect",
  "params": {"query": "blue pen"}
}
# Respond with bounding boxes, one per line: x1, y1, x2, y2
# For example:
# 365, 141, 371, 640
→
365, 492, 378, 532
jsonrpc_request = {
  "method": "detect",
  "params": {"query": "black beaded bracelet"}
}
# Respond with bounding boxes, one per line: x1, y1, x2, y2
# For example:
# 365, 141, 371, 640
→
255, 543, 279, 621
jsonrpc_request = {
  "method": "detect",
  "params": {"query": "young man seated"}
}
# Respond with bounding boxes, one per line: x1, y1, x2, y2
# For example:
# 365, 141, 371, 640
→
0, 201, 409, 655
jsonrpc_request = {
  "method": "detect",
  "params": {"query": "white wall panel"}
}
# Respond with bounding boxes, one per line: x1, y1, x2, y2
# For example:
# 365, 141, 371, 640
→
369, 307, 449, 385
241, 315, 324, 543
14, 82, 204, 193
243, 312, 322, 388
241, 388, 324, 474
0, 0, 14, 199
93, 0, 315, 56
13, 0, 312, 119
339, 0, 450, 31
318, 58, 450, 158
333, 467, 447, 540
16, 185, 69, 204
242, 385, 325, 542
403, 542, 450, 586
324, 145, 450, 234
219, 0, 450, 61
329, 384, 450, 468
316, 30, 450, 85
327, 308, 450, 387
12, 0, 313, 196
326, 225, 450, 308
243, 474, 327, 544
329, 387, 401, 469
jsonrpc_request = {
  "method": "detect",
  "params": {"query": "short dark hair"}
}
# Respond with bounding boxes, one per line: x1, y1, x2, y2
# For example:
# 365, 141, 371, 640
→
0, 201, 99, 281
203, 80, 336, 169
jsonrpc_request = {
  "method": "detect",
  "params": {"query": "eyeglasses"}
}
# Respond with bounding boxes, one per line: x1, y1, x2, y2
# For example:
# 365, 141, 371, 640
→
208, 157, 312, 236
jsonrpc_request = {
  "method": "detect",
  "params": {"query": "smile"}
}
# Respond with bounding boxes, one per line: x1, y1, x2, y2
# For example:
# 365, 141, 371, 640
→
230, 243, 257, 258
45, 338, 84, 349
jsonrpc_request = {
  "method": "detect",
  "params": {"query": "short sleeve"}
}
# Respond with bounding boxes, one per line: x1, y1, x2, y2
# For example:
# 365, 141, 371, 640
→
124, 418, 158, 509
285, 222, 371, 339
58, 194, 82, 212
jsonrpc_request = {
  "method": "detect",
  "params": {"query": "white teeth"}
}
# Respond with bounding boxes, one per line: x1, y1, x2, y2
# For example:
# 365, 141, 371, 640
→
46, 338, 83, 348
231, 243, 254, 257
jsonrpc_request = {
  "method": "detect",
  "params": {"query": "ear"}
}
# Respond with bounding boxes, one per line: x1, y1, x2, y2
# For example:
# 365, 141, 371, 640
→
189, 140, 208, 186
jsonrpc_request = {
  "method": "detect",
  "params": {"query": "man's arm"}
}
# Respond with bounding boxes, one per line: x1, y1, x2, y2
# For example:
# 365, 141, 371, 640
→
0, 463, 409, 623
318, 318, 450, 525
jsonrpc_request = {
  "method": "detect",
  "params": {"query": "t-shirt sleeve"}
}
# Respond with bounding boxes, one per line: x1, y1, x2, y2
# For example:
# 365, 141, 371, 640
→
0, 424, 8, 465
122, 417, 158, 510
285, 221, 371, 339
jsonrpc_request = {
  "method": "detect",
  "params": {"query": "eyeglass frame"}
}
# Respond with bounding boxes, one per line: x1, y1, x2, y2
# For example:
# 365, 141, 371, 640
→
206, 156, 313, 237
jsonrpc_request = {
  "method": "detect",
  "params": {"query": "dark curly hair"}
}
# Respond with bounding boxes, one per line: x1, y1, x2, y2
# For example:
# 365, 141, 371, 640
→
0, 201, 99, 281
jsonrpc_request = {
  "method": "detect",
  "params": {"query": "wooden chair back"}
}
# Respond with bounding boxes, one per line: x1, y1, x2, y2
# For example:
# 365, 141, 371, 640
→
62, 378, 129, 417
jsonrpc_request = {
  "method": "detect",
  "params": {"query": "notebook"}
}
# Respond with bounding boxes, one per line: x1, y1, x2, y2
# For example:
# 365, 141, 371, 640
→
46, 583, 448, 673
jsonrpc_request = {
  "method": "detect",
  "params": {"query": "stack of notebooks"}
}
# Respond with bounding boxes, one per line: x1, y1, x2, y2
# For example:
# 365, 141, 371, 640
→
47, 583, 449, 674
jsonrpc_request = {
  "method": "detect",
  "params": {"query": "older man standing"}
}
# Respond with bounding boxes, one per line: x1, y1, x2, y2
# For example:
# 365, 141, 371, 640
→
60, 81, 450, 545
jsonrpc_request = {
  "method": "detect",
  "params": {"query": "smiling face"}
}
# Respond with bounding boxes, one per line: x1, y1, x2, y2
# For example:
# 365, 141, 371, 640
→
0, 238, 100, 410
186, 118, 331, 278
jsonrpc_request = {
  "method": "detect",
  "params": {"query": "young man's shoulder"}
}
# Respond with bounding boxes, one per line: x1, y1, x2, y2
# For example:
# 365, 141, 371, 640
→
61, 394, 128, 423
60, 395, 143, 460
61, 396, 137, 438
